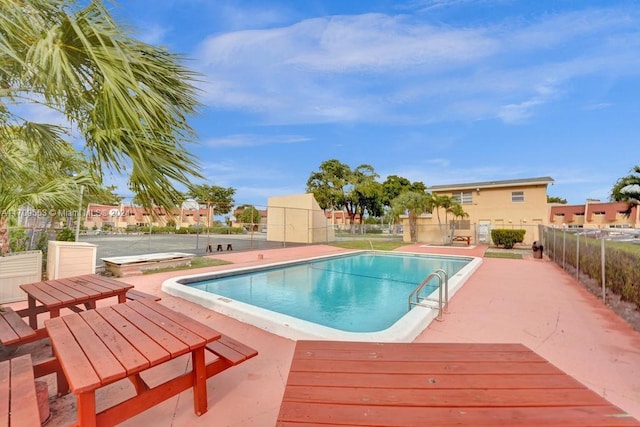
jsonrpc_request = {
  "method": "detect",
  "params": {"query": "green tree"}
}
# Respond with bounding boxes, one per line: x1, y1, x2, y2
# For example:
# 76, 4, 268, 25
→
1, 0, 202, 213
84, 185, 123, 206
428, 194, 455, 244
447, 203, 469, 242
381, 176, 426, 230
307, 160, 385, 233
186, 185, 236, 216
306, 159, 350, 213
236, 205, 261, 230
391, 191, 431, 242
547, 196, 568, 204
0, 126, 94, 253
610, 166, 640, 215
347, 164, 381, 229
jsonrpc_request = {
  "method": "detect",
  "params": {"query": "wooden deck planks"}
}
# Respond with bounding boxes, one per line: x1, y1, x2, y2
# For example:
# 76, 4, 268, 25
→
277, 341, 640, 426
278, 402, 640, 427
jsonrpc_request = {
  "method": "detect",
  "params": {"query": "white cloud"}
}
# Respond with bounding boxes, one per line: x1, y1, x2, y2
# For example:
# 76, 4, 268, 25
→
204, 134, 310, 148
191, 6, 640, 126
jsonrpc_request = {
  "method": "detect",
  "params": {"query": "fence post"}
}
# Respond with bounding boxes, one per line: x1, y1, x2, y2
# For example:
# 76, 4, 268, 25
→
601, 235, 606, 302
562, 230, 566, 270
576, 232, 580, 280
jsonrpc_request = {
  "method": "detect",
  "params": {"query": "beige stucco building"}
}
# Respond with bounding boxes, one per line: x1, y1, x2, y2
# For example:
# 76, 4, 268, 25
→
266, 194, 335, 244
401, 176, 555, 245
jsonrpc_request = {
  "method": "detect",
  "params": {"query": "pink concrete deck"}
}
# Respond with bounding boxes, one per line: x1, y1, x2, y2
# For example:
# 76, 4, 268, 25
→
32, 244, 640, 425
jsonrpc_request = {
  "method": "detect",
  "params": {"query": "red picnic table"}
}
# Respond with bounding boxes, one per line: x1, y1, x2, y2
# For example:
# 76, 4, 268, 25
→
45, 299, 222, 427
19, 274, 134, 329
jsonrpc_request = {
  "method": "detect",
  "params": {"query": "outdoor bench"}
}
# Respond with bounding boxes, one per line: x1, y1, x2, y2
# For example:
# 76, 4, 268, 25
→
0, 354, 44, 426
205, 335, 258, 378
125, 289, 162, 302
0, 307, 44, 347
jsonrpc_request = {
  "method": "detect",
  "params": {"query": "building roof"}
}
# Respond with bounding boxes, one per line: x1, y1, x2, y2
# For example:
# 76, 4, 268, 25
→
429, 176, 554, 192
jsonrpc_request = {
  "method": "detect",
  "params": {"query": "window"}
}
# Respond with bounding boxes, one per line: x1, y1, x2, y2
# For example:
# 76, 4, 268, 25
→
451, 191, 473, 204
452, 220, 471, 230
511, 191, 524, 203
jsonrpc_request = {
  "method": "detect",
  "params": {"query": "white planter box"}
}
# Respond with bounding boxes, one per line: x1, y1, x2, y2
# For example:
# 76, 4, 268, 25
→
47, 241, 97, 280
0, 251, 42, 303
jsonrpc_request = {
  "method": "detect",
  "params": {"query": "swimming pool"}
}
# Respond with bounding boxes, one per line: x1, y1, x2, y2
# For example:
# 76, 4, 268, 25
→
162, 251, 482, 342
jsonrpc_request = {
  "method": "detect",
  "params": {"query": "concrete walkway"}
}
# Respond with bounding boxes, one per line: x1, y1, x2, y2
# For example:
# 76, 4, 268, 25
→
35, 244, 639, 426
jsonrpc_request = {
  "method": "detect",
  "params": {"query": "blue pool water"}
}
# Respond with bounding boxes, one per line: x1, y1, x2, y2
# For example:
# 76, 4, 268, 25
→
185, 253, 471, 333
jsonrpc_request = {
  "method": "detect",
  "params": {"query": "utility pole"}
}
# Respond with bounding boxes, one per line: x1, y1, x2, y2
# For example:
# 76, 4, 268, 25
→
75, 185, 85, 242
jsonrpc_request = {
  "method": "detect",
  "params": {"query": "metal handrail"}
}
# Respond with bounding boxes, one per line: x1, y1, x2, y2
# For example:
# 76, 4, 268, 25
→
408, 269, 449, 321
433, 269, 449, 312
408, 272, 443, 319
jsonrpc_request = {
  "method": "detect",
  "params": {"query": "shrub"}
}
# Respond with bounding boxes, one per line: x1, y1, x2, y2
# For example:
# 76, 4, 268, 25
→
56, 227, 76, 241
491, 229, 525, 249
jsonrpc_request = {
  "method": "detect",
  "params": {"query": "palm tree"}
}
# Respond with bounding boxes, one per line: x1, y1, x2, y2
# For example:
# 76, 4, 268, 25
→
391, 191, 430, 242
428, 194, 455, 244
0, 0, 202, 213
447, 203, 469, 243
0, 125, 93, 253
611, 166, 640, 215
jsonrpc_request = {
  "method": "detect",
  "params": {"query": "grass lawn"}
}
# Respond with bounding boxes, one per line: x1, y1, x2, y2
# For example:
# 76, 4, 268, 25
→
143, 256, 230, 274
484, 251, 523, 259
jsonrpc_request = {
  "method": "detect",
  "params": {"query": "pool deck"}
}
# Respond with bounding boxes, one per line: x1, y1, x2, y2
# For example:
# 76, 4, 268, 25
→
14, 244, 640, 426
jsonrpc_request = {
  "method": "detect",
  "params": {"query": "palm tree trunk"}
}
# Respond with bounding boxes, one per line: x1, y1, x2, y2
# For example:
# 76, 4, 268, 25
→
0, 215, 9, 255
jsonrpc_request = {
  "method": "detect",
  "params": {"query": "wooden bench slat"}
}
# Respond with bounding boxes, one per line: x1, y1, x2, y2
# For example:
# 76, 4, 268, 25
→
206, 335, 258, 365
0, 308, 37, 346
126, 290, 161, 301
0, 358, 9, 426
8, 354, 41, 427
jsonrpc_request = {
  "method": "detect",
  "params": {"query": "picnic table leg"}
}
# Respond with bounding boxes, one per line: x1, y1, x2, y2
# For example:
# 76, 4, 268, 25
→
77, 390, 97, 427
27, 296, 38, 329
117, 292, 127, 304
192, 348, 208, 416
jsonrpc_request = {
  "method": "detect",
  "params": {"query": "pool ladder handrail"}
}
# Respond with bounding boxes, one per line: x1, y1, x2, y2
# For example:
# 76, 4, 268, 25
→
408, 269, 449, 321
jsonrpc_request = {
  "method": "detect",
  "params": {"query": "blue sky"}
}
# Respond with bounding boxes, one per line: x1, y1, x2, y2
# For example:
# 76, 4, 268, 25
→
104, 0, 639, 207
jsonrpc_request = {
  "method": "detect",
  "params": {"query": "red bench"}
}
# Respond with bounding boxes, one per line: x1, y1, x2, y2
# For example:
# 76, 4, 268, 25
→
452, 235, 471, 245
0, 354, 45, 426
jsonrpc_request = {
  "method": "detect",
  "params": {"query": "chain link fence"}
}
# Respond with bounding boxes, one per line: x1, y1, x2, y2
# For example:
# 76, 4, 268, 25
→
541, 225, 640, 304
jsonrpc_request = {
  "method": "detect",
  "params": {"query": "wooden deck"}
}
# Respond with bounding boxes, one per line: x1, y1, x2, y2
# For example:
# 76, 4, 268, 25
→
277, 341, 640, 426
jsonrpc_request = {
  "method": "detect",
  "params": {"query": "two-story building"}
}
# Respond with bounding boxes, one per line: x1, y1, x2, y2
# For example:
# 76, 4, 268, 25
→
549, 200, 639, 229
401, 176, 555, 245
84, 203, 211, 231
